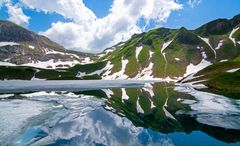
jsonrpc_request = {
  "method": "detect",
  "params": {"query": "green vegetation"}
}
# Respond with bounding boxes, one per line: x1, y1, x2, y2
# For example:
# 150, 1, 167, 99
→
0, 66, 36, 80
1, 13, 240, 84
183, 59, 240, 98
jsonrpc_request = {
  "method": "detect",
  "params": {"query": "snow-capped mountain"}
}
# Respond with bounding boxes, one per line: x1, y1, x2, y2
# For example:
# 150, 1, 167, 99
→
0, 14, 240, 81
0, 20, 93, 69
74, 14, 240, 81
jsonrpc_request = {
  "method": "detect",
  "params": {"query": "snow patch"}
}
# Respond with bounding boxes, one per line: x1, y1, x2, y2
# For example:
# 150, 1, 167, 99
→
226, 68, 240, 73
143, 83, 154, 97
0, 59, 79, 69
161, 40, 174, 78
220, 59, 228, 62
184, 60, 211, 77
45, 48, 81, 60
229, 27, 239, 46
104, 58, 129, 80
184, 50, 212, 77
0, 42, 19, 47
215, 40, 223, 50
163, 98, 176, 120
102, 89, 114, 98
0, 94, 14, 99
198, 36, 216, 58
143, 84, 156, 108
175, 58, 180, 61
22, 59, 79, 69
81, 57, 93, 64
0, 61, 16, 66
135, 46, 143, 62
121, 88, 130, 102
29, 45, 35, 49
20, 91, 60, 97
161, 40, 173, 53
134, 63, 154, 80
136, 97, 144, 114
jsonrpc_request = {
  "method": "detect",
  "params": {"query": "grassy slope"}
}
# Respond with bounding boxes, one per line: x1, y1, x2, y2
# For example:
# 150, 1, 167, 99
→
0, 66, 36, 80
1, 15, 240, 80
184, 58, 240, 98
0, 61, 107, 80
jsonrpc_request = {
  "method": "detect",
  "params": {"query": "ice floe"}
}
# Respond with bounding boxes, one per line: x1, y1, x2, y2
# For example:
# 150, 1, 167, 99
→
175, 85, 240, 130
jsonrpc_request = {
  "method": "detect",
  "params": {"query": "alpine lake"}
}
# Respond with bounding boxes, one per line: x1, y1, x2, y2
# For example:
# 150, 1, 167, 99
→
0, 80, 239, 146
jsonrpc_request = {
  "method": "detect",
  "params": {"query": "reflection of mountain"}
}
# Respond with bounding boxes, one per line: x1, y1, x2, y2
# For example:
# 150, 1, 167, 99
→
0, 82, 240, 145
74, 83, 240, 143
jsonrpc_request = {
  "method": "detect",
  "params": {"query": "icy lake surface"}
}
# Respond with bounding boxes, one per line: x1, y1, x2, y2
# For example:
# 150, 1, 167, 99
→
0, 80, 240, 146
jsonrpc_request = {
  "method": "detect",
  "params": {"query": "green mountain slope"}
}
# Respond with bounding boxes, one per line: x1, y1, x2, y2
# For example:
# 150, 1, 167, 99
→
1, 14, 240, 80
181, 57, 240, 98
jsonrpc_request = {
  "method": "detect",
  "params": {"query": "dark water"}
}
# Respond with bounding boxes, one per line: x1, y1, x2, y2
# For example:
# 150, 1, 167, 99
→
0, 80, 240, 146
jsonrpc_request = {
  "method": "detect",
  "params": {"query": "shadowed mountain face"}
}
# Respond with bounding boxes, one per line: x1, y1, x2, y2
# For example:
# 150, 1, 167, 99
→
0, 82, 239, 145
0, 20, 92, 68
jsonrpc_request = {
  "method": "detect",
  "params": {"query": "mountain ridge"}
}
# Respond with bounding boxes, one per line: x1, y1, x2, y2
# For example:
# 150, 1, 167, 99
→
0, 20, 94, 68
0, 14, 240, 83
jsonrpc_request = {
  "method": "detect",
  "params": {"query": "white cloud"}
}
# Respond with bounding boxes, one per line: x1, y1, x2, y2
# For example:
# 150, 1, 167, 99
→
6, 3, 30, 25
0, 0, 30, 26
188, 0, 202, 8
21, 0, 182, 53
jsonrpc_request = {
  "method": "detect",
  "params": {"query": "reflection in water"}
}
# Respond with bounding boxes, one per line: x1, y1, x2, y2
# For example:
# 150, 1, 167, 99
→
175, 85, 240, 130
0, 82, 240, 145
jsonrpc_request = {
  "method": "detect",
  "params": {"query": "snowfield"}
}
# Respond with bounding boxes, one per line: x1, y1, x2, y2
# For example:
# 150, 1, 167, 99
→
0, 42, 19, 47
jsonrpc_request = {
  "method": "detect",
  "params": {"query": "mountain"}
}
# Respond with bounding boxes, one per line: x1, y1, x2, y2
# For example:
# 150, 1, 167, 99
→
0, 20, 93, 69
0, 14, 240, 81
76, 14, 240, 80
180, 56, 240, 98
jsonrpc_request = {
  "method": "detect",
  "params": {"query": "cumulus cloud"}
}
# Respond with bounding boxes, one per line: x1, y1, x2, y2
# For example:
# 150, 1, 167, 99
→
0, 0, 30, 26
6, 3, 30, 25
21, 0, 182, 53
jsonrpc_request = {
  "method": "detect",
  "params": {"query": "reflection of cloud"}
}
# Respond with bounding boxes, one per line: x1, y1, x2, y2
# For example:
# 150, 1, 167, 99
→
8, 93, 174, 145
38, 107, 176, 146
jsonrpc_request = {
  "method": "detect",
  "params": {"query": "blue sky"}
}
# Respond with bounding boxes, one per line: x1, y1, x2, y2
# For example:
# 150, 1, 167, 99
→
0, 0, 240, 52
